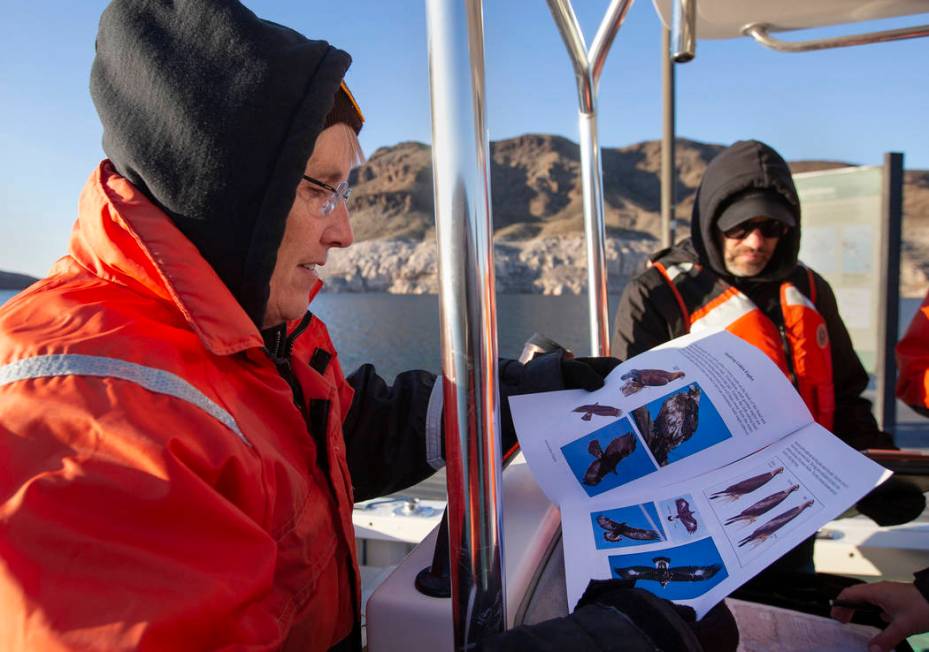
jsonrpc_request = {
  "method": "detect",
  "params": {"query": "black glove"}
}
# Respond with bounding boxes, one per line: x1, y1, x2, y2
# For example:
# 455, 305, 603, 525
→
479, 579, 704, 652
856, 476, 926, 526
498, 353, 621, 452
575, 579, 731, 652
561, 356, 622, 391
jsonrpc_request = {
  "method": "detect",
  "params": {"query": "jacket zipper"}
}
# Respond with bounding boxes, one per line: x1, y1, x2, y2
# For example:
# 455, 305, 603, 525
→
778, 324, 798, 387
265, 312, 315, 417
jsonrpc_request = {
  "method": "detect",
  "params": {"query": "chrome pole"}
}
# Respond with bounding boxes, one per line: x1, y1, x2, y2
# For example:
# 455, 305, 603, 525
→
547, 0, 633, 356
425, 0, 505, 648
671, 0, 696, 62
660, 25, 675, 248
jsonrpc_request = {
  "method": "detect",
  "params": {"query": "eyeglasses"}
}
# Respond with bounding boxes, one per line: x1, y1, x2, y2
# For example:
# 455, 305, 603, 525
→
722, 219, 787, 240
302, 175, 352, 216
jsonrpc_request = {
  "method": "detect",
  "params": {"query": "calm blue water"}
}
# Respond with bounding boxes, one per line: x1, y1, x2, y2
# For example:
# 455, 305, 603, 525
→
0, 288, 922, 382
313, 293, 621, 379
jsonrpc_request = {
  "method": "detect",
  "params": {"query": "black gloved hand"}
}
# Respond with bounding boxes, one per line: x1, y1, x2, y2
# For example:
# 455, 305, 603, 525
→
856, 476, 926, 526
575, 579, 705, 652
479, 578, 705, 652
577, 579, 739, 652
561, 356, 622, 391
497, 353, 621, 453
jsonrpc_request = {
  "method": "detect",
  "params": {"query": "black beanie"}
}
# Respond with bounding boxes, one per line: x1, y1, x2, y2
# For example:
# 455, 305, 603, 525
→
90, 0, 357, 326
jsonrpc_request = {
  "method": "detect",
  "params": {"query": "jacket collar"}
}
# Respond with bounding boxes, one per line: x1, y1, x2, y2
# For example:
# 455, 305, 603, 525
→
70, 161, 279, 355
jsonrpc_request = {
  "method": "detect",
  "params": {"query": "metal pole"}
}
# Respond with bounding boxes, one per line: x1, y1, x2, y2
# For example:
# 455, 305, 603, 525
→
671, 0, 696, 62
875, 152, 903, 434
660, 25, 675, 249
425, 0, 505, 648
547, 0, 633, 356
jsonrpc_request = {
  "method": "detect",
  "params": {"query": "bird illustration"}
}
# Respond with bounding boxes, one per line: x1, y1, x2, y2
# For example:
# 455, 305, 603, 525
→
595, 515, 662, 543
620, 369, 686, 396
668, 497, 699, 534
709, 467, 785, 502
631, 405, 653, 439
614, 556, 721, 588
737, 500, 815, 547
645, 384, 701, 466
572, 402, 622, 421
582, 434, 637, 486
724, 484, 800, 526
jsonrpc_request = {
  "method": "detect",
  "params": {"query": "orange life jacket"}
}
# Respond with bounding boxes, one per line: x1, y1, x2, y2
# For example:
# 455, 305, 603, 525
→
896, 290, 929, 410
0, 161, 358, 651
653, 260, 835, 429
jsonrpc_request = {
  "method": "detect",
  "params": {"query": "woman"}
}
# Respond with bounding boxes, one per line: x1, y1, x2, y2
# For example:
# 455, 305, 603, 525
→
0, 2, 727, 650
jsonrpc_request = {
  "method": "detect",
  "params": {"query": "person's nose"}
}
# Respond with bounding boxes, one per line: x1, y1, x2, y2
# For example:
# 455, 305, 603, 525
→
324, 201, 354, 249
742, 228, 765, 249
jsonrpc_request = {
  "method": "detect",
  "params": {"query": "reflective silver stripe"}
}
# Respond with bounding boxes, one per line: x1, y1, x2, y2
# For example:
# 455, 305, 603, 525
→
0, 354, 251, 447
691, 291, 756, 334
425, 377, 445, 470
783, 284, 816, 310
663, 262, 694, 282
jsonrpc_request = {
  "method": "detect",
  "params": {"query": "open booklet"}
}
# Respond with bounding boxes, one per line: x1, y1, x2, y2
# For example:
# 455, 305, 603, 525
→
509, 330, 891, 619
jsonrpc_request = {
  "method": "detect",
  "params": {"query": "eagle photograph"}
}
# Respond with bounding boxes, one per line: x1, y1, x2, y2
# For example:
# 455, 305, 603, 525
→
560, 419, 658, 497
607, 537, 729, 601
632, 383, 732, 467
590, 502, 666, 550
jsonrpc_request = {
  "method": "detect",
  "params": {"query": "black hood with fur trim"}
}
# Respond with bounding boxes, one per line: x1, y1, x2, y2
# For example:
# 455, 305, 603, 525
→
91, 0, 353, 326
691, 140, 801, 284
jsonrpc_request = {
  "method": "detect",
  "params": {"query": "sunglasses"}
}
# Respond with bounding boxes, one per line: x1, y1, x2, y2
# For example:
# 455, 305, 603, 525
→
722, 219, 787, 240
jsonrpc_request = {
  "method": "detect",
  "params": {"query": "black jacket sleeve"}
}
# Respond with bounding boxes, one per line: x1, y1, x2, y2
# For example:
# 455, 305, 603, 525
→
342, 353, 573, 502
812, 274, 894, 450
342, 365, 440, 502
611, 269, 683, 361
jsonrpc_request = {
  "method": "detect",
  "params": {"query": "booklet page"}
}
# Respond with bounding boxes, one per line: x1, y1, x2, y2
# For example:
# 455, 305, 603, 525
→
558, 424, 889, 617
509, 330, 890, 617
511, 330, 814, 504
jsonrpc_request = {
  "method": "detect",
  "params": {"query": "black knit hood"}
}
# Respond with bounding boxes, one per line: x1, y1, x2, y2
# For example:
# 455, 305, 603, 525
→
691, 140, 801, 284
91, 0, 352, 326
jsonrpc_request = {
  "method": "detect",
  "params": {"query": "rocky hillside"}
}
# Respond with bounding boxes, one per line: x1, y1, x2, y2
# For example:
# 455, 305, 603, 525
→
328, 136, 929, 296
346, 135, 725, 243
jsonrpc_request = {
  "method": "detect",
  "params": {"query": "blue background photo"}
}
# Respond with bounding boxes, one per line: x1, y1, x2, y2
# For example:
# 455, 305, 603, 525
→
608, 537, 729, 600
561, 418, 657, 497
637, 383, 732, 466
590, 502, 666, 550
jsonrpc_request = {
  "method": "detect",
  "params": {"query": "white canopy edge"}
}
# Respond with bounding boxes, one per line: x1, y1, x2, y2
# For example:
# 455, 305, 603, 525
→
651, 0, 929, 40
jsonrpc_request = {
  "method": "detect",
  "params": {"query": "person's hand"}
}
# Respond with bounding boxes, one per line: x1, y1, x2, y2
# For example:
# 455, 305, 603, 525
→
497, 354, 621, 452
560, 356, 622, 391
831, 581, 929, 651
855, 476, 926, 526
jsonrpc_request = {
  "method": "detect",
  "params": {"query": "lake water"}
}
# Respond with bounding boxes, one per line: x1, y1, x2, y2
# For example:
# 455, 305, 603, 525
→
0, 288, 922, 380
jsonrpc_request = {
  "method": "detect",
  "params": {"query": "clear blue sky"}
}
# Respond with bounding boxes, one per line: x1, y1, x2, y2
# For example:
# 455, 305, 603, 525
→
1, 2, 927, 277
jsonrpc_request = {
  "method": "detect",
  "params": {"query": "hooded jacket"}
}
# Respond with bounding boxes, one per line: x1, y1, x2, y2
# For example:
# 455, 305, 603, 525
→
612, 141, 892, 451
0, 2, 433, 649
90, 0, 353, 327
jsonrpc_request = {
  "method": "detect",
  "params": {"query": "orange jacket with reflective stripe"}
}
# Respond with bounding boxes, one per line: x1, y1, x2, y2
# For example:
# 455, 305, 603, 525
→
653, 260, 836, 429
0, 162, 359, 651
897, 290, 929, 410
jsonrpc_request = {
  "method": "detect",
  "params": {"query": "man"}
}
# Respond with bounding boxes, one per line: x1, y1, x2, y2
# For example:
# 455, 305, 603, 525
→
0, 2, 732, 651
613, 140, 922, 567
